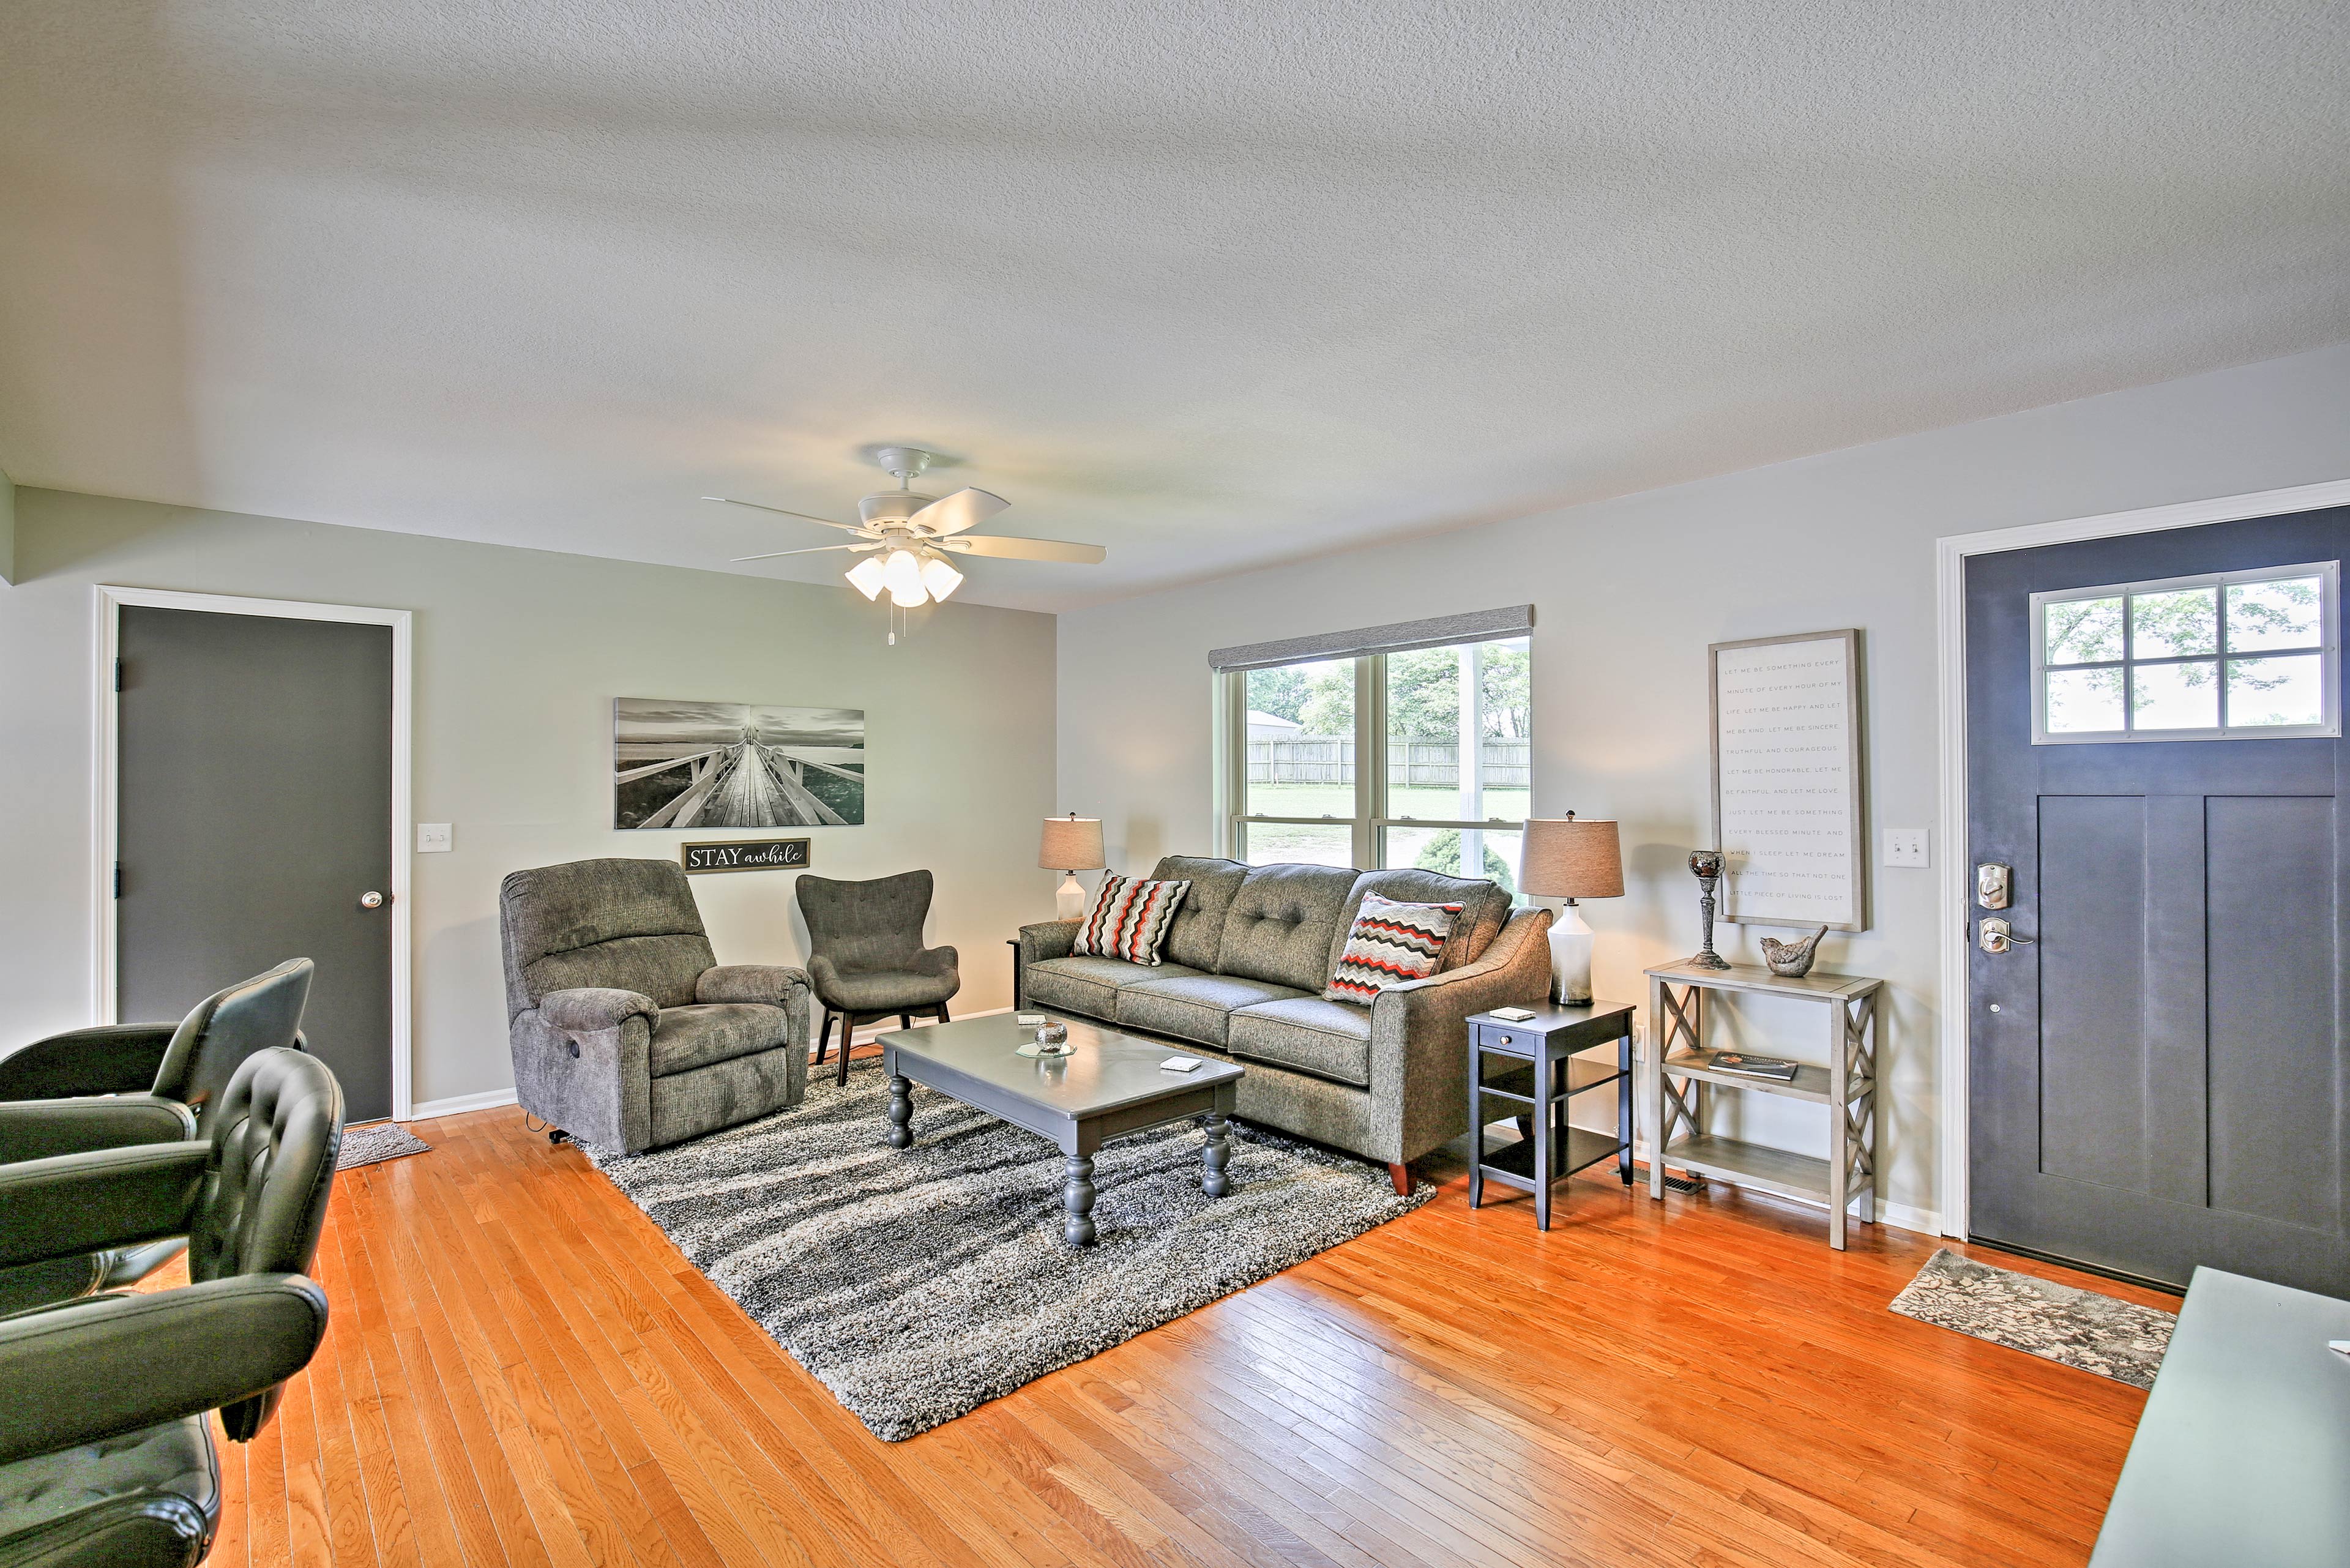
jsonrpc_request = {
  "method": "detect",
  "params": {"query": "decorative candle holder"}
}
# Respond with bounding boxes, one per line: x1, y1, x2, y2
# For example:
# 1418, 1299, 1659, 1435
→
1684, 850, 1731, 970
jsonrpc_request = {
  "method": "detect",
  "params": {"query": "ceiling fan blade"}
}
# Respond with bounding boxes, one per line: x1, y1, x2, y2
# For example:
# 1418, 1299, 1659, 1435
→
908, 487, 1010, 538
703, 496, 865, 533
938, 533, 1106, 564
728, 543, 880, 562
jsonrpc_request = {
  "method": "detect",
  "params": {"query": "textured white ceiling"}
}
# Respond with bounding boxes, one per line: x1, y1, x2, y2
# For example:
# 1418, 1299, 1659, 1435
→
3, 2, 2346, 611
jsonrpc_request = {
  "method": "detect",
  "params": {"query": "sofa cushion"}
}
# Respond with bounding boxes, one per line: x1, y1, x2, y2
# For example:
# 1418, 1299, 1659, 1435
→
1215, 863, 1360, 991
1070, 875, 1191, 965
1149, 856, 1252, 973
1334, 867, 1514, 973
1228, 997, 1375, 1088
1024, 957, 1203, 1021
647, 1003, 785, 1078
1118, 974, 1312, 1048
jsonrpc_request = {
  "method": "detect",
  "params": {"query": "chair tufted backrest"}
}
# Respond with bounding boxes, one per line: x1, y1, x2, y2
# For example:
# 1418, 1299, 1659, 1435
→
796, 870, 933, 973
1214, 863, 1361, 991
149, 958, 313, 1124
1147, 856, 1251, 973
499, 859, 718, 1014
190, 1047, 344, 1439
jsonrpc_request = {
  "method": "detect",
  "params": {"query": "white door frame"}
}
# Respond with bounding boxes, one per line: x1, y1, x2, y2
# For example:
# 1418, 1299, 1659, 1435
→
1934, 477, 2350, 1238
93, 586, 415, 1122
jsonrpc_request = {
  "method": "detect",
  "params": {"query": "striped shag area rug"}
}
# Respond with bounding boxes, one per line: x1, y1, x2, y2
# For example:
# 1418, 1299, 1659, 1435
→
1892, 1249, 2175, 1388
589, 1058, 1428, 1439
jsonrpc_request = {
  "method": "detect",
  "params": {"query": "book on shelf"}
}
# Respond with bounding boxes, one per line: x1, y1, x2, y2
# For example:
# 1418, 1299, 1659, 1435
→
1703, 1051, 1801, 1081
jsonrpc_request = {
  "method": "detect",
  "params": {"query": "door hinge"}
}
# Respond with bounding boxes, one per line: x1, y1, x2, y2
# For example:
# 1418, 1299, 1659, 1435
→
113, 657, 124, 692
113, 863, 124, 899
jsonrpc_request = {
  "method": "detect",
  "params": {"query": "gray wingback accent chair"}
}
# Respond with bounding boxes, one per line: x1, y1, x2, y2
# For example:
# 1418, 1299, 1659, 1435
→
0, 958, 314, 1315
797, 870, 961, 1087
500, 859, 811, 1154
0, 1047, 342, 1568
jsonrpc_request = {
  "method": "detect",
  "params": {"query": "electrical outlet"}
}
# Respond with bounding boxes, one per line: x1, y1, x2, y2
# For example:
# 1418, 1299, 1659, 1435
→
416, 823, 453, 853
1882, 827, 1929, 868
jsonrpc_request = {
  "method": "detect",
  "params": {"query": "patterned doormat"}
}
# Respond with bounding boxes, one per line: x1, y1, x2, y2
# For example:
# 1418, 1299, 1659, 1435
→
588, 1059, 1429, 1440
1891, 1249, 2176, 1387
337, 1122, 432, 1171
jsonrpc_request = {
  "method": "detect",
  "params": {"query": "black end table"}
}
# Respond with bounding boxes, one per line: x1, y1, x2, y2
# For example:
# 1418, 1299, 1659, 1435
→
1466, 1001, 1636, 1229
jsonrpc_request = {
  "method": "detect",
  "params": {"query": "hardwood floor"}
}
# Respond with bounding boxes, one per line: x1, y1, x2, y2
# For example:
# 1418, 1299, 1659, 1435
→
171, 1071, 2171, 1568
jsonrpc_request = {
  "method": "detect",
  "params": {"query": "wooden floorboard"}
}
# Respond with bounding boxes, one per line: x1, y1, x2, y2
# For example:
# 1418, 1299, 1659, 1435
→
166, 1085, 2165, 1567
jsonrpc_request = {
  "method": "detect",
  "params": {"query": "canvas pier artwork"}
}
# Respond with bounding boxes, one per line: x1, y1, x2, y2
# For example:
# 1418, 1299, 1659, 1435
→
614, 698, 865, 829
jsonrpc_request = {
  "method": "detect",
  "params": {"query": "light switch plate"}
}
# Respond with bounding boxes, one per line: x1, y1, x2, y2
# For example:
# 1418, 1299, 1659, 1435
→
416, 823, 453, 853
1882, 827, 1929, 867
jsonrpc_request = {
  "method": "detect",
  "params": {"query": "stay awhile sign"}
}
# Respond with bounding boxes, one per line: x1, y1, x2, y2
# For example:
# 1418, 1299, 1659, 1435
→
680, 839, 811, 875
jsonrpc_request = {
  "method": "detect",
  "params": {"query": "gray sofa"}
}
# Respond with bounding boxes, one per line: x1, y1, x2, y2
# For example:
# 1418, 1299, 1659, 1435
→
499, 858, 811, 1154
1016, 856, 1554, 1192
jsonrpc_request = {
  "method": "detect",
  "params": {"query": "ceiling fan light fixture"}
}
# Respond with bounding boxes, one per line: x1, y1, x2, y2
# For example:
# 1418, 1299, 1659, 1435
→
845, 554, 889, 600
919, 553, 964, 601
881, 547, 925, 604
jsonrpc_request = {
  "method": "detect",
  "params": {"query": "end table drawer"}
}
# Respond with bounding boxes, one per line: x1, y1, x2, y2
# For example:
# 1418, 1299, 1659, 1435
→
1473, 1021, 1535, 1055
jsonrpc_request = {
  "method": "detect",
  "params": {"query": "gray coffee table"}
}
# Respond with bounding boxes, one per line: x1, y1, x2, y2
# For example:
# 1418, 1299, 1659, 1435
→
878, 1014, 1244, 1245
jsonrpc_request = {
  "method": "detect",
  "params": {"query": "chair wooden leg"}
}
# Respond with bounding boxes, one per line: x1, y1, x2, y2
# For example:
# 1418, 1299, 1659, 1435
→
1387, 1162, 1411, 1198
900, 1014, 912, 1029
837, 1014, 858, 1087
938, 1002, 951, 1022
813, 1010, 834, 1064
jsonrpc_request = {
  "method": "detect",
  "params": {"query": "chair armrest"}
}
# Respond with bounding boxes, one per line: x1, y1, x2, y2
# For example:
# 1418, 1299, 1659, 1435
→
911, 946, 959, 978
0, 1141, 210, 1269
695, 965, 809, 1008
537, 988, 659, 1034
0, 1095, 195, 1165
0, 1024, 176, 1100
1017, 920, 1081, 965
0, 1274, 329, 1463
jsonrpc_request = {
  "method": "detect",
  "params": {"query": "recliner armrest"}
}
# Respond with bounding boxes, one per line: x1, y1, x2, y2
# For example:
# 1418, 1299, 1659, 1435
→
0, 1274, 329, 1463
0, 1024, 176, 1100
0, 1141, 209, 1269
695, 965, 810, 1009
537, 987, 660, 1034
0, 1095, 195, 1165
1017, 920, 1081, 965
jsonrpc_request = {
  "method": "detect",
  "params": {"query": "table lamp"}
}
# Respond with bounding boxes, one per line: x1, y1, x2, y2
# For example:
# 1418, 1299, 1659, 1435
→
1039, 813, 1106, 919
1518, 814, 1625, 1004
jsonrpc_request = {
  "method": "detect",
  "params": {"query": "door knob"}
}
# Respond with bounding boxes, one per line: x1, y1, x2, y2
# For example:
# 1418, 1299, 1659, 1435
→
359, 890, 387, 909
1979, 917, 2034, 954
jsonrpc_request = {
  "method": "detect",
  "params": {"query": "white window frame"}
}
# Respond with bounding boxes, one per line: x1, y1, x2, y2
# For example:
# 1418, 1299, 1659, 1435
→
2029, 561, 2340, 744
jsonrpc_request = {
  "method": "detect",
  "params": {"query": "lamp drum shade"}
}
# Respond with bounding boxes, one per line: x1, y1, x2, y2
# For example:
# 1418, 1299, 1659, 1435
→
1039, 816, 1106, 872
1518, 818, 1624, 900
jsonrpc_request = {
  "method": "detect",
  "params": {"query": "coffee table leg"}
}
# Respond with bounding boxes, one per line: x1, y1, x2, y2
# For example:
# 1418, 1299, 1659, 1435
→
1063, 1155, 1097, 1246
886, 1075, 913, 1148
1201, 1113, 1232, 1198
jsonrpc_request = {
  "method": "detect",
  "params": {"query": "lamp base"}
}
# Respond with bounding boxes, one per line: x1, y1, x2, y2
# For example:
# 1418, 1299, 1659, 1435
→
1549, 904, 1595, 1006
1054, 872, 1088, 920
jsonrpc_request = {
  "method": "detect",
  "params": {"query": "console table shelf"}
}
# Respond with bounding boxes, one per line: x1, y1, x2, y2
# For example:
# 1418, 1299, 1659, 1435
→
1643, 960, 1882, 1250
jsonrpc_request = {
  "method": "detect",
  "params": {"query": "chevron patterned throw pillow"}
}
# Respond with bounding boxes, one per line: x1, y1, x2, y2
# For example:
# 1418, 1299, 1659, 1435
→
1070, 874, 1192, 965
1324, 893, 1464, 1003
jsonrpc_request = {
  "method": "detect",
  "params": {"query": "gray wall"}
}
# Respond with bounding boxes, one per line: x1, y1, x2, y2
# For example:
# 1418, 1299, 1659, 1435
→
0, 490, 1059, 1109
1056, 340, 2350, 1227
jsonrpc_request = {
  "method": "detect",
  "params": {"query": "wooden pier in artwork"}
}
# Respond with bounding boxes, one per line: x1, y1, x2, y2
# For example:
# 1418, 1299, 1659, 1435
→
616, 732, 862, 827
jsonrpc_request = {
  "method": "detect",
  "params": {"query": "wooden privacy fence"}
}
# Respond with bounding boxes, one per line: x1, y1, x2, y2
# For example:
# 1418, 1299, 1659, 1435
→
1247, 739, 1529, 788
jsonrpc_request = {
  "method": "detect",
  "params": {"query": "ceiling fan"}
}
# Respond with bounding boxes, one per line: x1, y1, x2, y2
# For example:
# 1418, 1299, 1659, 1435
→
706, 447, 1105, 639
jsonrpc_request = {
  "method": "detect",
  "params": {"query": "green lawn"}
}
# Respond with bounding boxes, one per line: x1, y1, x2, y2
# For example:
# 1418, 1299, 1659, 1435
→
1244, 783, 1531, 822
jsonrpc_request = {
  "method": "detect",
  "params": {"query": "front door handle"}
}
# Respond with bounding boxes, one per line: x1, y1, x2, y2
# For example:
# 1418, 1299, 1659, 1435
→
1979, 917, 2035, 954
360, 890, 388, 910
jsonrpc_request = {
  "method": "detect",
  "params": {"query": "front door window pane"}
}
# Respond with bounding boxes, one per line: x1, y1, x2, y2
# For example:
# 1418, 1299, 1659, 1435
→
2132, 662, 2220, 729
2044, 597, 2124, 665
1245, 659, 1355, 819
2129, 587, 2218, 658
2226, 654, 2326, 727
2046, 667, 2125, 733
2225, 577, 2324, 651
1383, 637, 1530, 823
1239, 820, 1354, 868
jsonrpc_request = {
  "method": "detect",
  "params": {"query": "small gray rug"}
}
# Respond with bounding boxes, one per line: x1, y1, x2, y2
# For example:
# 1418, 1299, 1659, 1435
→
337, 1122, 431, 1171
589, 1059, 1429, 1440
1891, 1249, 2175, 1388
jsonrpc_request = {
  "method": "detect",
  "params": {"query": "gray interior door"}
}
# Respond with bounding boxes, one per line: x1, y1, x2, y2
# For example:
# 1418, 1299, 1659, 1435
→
1966, 507, 2348, 1294
118, 606, 395, 1122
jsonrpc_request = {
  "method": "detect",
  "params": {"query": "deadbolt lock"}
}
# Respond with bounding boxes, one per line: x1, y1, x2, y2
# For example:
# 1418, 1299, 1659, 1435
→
1975, 862, 2012, 909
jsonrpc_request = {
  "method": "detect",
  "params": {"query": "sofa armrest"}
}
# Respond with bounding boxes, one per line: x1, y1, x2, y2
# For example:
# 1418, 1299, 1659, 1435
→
538, 987, 660, 1035
0, 1141, 211, 1269
1017, 920, 1081, 965
696, 965, 809, 1009
0, 1095, 195, 1165
0, 1024, 177, 1101
1368, 907, 1555, 1160
0, 1274, 329, 1463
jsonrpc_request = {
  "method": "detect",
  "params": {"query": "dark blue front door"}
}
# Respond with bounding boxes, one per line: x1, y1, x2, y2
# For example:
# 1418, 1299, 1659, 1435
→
1966, 507, 2348, 1294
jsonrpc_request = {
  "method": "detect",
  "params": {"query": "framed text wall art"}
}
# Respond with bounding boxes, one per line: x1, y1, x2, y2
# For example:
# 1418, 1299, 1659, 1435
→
1709, 628, 1868, 932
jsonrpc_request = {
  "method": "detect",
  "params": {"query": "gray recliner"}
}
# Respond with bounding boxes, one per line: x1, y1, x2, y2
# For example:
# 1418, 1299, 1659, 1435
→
0, 1047, 343, 1568
797, 870, 961, 1087
499, 858, 811, 1154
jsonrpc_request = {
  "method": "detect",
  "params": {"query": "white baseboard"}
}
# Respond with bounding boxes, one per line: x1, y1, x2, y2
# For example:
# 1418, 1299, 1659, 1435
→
409, 1087, 519, 1121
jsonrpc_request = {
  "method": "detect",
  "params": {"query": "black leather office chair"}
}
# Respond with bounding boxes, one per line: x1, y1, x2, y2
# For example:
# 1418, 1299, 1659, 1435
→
0, 1047, 343, 1567
0, 960, 312, 1313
